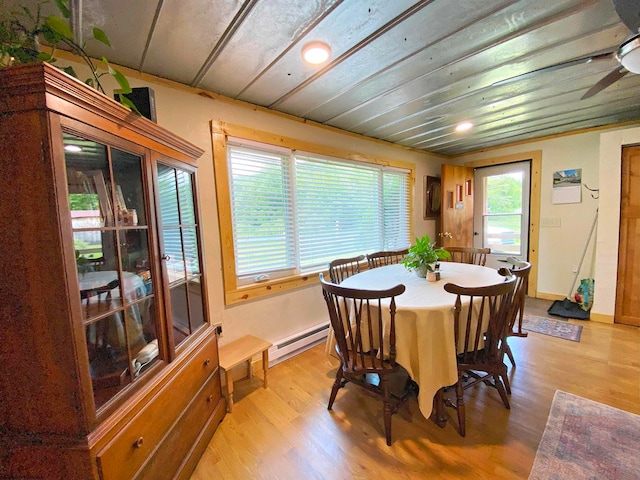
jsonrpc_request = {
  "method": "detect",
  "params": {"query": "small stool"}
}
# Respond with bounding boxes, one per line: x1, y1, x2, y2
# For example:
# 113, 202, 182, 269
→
218, 335, 272, 412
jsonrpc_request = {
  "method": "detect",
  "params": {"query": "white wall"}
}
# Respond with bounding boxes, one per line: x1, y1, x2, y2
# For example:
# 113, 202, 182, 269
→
595, 127, 640, 318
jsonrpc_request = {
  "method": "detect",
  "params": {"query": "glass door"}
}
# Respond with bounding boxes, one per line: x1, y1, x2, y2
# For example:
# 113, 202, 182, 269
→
473, 161, 531, 269
63, 132, 160, 412
156, 163, 207, 352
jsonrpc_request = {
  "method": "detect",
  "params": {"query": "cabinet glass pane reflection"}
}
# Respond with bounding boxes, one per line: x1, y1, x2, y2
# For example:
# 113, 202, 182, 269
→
157, 164, 206, 348
64, 132, 160, 412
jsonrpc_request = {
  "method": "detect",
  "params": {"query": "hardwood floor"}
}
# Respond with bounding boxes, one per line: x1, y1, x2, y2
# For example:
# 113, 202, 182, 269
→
191, 297, 640, 479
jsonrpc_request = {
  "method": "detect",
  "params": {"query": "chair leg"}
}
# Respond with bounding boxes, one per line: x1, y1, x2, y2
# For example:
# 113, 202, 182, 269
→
381, 376, 392, 446
501, 367, 512, 395
494, 373, 510, 409
455, 380, 466, 437
505, 341, 516, 367
328, 367, 344, 410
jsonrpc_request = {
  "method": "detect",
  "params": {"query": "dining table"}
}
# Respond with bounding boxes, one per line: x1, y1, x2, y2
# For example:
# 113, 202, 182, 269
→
339, 261, 505, 421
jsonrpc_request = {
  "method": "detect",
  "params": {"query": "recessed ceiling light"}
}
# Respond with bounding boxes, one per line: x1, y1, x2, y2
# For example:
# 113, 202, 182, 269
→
455, 121, 473, 132
64, 145, 82, 152
302, 41, 331, 65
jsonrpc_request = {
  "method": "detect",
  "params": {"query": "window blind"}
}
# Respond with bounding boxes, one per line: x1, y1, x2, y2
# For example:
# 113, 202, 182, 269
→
227, 145, 295, 278
226, 141, 410, 282
295, 154, 381, 271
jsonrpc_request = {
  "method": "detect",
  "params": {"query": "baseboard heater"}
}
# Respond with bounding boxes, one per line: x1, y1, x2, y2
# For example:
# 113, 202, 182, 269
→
268, 322, 330, 366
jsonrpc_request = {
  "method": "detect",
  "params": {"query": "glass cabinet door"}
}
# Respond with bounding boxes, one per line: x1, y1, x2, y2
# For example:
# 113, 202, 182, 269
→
157, 163, 207, 349
63, 133, 159, 411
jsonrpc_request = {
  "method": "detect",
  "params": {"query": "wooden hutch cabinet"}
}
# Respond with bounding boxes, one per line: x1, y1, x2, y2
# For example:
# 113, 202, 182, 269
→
0, 63, 225, 479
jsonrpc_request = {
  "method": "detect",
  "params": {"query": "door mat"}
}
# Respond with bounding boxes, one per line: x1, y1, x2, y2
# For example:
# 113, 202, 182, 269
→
547, 298, 590, 320
522, 315, 582, 342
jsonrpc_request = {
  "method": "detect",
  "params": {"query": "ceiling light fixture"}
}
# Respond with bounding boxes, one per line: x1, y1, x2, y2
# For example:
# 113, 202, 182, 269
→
455, 121, 473, 132
64, 145, 82, 152
302, 41, 331, 65
616, 34, 640, 74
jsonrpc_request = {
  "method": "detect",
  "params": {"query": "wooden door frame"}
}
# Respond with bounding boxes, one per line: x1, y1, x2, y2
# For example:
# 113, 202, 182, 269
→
463, 151, 541, 298
615, 146, 640, 326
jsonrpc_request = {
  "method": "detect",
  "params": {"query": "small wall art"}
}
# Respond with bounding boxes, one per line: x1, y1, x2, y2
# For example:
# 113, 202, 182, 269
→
552, 168, 582, 204
423, 175, 442, 218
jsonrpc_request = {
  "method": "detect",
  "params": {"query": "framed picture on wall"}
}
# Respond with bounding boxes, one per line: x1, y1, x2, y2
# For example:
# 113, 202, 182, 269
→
423, 175, 441, 219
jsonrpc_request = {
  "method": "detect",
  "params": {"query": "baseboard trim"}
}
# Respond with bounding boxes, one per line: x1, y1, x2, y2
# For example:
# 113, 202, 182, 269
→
535, 292, 565, 301
589, 312, 614, 324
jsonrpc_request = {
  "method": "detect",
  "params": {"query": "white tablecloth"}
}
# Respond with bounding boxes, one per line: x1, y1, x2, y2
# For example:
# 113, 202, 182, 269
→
78, 270, 146, 301
339, 262, 504, 419
78, 270, 148, 350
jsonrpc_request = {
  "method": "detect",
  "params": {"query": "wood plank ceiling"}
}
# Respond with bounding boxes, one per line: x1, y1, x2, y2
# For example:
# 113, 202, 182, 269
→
11, 0, 640, 156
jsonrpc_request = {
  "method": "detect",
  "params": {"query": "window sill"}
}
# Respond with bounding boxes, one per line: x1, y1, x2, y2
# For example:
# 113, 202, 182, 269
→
224, 270, 324, 305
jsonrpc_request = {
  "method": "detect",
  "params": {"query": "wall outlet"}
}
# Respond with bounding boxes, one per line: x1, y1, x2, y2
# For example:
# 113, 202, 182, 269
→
213, 323, 223, 337
572, 267, 578, 273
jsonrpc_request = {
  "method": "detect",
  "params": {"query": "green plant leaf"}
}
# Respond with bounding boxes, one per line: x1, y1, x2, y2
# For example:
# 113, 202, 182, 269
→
54, 0, 71, 19
103, 57, 131, 94
92, 27, 111, 47
85, 78, 94, 88
37, 51, 54, 62
117, 93, 142, 115
62, 65, 77, 78
45, 15, 73, 40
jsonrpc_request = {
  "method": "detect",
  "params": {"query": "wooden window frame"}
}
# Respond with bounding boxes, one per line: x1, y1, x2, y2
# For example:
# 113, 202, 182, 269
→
211, 121, 415, 305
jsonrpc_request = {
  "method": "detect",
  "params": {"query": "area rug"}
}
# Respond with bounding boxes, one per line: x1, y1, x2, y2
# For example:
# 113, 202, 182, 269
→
529, 390, 640, 479
522, 314, 582, 342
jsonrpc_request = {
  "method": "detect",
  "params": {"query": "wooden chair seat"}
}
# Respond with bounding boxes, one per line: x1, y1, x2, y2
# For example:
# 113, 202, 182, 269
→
320, 273, 413, 446
503, 261, 532, 368
441, 271, 517, 437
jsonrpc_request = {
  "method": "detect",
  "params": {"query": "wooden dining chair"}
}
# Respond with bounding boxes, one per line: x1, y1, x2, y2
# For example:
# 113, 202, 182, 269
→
445, 246, 490, 266
442, 271, 516, 437
366, 248, 409, 269
326, 255, 366, 357
320, 273, 412, 446
328, 254, 365, 284
500, 261, 532, 368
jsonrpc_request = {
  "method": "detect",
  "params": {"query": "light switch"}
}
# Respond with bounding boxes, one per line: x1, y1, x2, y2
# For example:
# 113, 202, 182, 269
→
541, 217, 561, 227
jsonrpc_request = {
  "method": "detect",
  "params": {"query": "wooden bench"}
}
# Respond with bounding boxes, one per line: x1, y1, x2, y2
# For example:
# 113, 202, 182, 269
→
218, 335, 272, 412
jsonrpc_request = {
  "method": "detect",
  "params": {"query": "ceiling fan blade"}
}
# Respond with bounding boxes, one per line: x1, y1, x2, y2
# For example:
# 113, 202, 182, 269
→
612, 0, 640, 33
580, 67, 629, 99
492, 50, 614, 87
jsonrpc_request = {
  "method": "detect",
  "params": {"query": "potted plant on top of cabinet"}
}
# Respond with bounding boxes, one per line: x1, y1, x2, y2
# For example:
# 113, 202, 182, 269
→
0, 0, 139, 112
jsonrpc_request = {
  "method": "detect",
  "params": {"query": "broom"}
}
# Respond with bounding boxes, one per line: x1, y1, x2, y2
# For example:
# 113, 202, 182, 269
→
547, 209, 598, 320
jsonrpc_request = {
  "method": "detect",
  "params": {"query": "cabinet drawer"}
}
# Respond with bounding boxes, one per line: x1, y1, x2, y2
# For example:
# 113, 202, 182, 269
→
136, 371, 222, 479
97, 334, 218, 480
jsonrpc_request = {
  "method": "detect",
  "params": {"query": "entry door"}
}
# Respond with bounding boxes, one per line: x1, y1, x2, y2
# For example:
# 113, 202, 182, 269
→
440, 164, 474, 248
615, 146, 640, 326
473, 161, 530, 269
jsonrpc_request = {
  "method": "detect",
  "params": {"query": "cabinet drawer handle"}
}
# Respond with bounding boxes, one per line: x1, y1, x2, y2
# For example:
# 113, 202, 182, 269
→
207, 394, 213, 403
204, 359, 211, 367
134, 437, 144, 449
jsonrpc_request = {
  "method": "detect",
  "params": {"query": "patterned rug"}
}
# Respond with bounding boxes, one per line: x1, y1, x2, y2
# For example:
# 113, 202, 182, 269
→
529, 390, 640, 479
522, 314, 582, 342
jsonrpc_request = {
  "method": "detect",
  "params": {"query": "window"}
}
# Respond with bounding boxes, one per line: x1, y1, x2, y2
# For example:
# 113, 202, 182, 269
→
226, 138, 411, 287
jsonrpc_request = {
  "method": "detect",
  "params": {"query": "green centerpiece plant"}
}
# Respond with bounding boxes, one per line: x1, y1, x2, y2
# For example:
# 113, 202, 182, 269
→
402, 234, 451, 278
